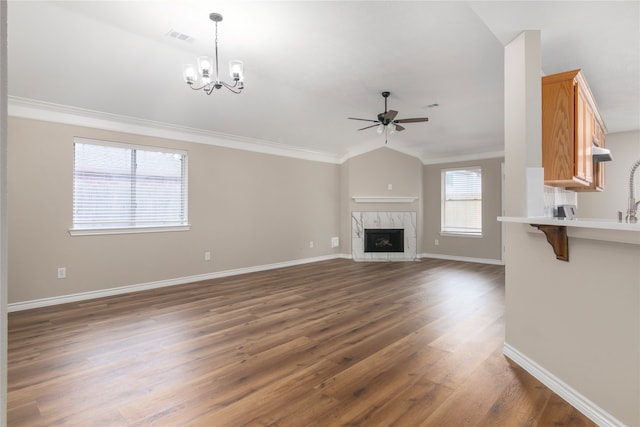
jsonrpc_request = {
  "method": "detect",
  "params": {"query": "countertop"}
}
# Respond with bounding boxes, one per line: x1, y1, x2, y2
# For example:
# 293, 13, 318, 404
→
498, 216, 640, 231
498, 216, 640, 245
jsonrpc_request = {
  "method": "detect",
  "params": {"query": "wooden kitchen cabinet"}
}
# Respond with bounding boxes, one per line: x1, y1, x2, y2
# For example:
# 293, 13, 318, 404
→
542, 69, 607, 190
576, 113, 607, 192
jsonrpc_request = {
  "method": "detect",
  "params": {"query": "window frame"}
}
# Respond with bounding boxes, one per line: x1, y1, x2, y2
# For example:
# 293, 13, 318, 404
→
70, 138, 190, 236
441, 166, 483, 237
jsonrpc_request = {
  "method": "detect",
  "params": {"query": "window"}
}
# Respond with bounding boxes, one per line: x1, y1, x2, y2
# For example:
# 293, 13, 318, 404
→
72, 138, 188, 235
441, 167, 482, 236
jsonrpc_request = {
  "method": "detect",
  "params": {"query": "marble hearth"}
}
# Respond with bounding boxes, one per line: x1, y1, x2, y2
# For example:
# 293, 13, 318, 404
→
352, 211, 417, 261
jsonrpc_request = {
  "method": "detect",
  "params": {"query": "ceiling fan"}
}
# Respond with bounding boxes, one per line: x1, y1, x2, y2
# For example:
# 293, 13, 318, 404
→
348, 91, 429, 143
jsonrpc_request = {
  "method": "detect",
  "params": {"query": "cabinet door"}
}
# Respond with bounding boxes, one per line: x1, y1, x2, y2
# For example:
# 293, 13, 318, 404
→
542, 79, 576, 186
574, 113, 606, 192
574, 83, 593, 184
594, 124, 606, 190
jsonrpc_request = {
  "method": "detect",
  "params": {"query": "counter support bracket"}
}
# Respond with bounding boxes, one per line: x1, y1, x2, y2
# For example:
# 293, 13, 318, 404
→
531, 224, 569, 261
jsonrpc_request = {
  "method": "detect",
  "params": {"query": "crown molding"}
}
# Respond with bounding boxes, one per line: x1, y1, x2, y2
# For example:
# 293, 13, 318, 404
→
8, 96, 342, 164
340, 144, 504, 166
421, 150, 505, 165
339, 143, 425, 165
8, 97, 504, 166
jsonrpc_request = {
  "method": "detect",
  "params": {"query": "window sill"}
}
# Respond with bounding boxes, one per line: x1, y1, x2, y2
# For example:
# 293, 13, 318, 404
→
440, 231, 483, 238
69, 224, 191, 236
352, 196, 418, 203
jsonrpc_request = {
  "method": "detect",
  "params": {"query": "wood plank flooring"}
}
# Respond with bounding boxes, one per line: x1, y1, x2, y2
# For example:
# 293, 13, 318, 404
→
8, 258, 596, 426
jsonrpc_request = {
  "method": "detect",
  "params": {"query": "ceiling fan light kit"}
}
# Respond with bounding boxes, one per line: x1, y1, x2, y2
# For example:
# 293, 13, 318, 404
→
348, 91, 429, 143
182, 13, 245, 95
377, 123, 397, 134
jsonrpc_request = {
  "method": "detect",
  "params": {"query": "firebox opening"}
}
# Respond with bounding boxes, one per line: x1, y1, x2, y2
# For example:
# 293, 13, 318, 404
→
364, 228, 404, 253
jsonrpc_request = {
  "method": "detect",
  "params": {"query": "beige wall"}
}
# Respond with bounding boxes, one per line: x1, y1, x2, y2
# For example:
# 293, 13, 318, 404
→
504, 31, 639, 426
422, 158, 503, 261
578, 130, 640, 219
506, 224, 640, 425
9, 125, 508, 305
340, 147, 423, 253
8, 117, 341, 303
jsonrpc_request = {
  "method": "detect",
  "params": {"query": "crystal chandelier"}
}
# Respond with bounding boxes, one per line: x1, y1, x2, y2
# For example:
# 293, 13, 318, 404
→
182, 13, 244, 94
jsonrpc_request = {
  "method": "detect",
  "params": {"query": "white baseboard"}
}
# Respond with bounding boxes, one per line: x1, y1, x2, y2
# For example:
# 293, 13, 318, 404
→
8, 254, 347, 312
503, 343, 625, 427
419, 252, 504, 265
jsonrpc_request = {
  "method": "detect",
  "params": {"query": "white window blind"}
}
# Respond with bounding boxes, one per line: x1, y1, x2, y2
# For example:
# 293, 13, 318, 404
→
442, 167, 482, 235
73, 139, 188, 232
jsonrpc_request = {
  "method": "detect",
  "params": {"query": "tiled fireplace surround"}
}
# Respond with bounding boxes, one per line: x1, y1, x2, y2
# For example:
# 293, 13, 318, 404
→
351, 211, 417, 261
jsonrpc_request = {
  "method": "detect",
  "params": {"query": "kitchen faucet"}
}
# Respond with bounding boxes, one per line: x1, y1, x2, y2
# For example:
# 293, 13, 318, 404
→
626, 159, 640, 223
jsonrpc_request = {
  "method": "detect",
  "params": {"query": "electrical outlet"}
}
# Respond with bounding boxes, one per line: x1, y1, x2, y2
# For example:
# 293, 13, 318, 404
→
57, 267, 66, 279
388, 183, 393, 190
331, 237, 340, 248
204, 251, 211, 261
309, 241, 314, 248
434, 239, 439, 246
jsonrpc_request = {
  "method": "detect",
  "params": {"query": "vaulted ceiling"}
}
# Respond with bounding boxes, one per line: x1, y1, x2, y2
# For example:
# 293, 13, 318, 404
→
7, 1, 640, 163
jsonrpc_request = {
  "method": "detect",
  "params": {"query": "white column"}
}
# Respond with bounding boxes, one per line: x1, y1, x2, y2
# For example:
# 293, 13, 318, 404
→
0, 1, 8, 425
504, 30, 543, 218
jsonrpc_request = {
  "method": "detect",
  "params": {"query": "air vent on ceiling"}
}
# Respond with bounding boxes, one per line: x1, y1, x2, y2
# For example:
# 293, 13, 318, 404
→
166, 29, 194, 42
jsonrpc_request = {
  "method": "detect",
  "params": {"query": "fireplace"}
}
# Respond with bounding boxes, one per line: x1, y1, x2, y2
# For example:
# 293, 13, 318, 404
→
364, 229, 404, 252
351, 211, 417, 261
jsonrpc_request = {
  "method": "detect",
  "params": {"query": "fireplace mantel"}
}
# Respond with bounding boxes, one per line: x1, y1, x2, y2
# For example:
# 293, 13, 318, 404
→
352, 196, 418, 203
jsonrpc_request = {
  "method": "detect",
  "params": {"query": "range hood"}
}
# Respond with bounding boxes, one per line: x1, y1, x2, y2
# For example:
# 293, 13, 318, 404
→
592, 145, 612, 162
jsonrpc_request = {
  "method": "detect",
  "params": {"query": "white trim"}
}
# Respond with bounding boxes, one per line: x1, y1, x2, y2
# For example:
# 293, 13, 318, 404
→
352, 196, 418, 203
69, 225, 191, 236
340, 144, 504, 166
8, 96, 341, 165
501, 161, 505, 263
9, 97, 508, 167
7, 254, 347, 312
503, 343, 626, 427
418, 252, 504, 265
421, 150, 504, 165
439, 232, 483, 238
339, 143, 425, 165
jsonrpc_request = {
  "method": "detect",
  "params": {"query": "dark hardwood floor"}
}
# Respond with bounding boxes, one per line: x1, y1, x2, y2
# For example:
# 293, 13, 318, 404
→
8, 258, 596, 426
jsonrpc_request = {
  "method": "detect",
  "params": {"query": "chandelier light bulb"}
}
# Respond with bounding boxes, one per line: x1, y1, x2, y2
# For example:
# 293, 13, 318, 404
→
229, 60, 244, 81
197, 57, 212, 74
376, 124, 385, 134
182, 65, 197, 85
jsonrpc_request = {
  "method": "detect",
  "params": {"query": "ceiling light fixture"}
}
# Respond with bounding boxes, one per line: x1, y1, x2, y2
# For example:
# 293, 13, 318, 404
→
182, 13, 244, 95
348, 91, 429, 143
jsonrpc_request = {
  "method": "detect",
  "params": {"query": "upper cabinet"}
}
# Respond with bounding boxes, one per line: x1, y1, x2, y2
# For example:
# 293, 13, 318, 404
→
542, 69, 607, 191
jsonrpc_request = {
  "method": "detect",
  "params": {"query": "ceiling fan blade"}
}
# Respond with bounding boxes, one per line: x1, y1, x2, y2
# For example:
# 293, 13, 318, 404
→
394, 117, 429, 123
384, 110, 398, 121
348, 117, 379, 123
357, 124, 379, 131
395, 124, 406, 132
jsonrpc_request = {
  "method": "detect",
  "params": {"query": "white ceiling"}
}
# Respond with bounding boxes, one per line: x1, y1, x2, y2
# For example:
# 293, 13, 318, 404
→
7, 1, 640, 163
